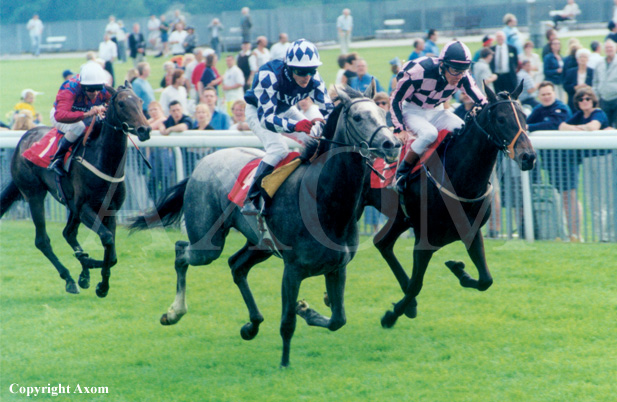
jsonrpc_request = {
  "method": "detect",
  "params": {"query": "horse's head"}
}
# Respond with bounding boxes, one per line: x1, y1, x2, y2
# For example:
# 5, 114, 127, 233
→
479, 82, 536, 171
333, 82, 401, 163
106, 81, 151, 141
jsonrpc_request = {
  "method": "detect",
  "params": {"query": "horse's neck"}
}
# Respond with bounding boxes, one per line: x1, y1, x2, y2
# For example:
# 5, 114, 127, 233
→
440, 126, 499, 197
85, 122, 127, 177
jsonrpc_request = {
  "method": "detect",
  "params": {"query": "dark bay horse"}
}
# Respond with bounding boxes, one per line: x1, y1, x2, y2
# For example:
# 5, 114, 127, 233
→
129, 84, 400, 367
373, 82, 537, 327
0, 82, 150, 297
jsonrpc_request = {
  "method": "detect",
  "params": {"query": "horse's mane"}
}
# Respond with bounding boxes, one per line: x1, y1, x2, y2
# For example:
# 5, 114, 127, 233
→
300, 86, 366, 161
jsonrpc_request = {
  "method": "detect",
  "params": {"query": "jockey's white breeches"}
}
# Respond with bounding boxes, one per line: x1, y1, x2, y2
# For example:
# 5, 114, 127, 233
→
401, 102, 464, 154
246, 104, 322, 166
50, 108, 86, 143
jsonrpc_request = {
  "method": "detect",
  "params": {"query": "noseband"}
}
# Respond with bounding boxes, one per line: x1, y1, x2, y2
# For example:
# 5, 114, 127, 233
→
102, 89, 140, 136
472, 98, 527, 160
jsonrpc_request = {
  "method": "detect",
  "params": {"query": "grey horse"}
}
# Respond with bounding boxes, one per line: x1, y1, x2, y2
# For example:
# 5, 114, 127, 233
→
130, 84, 400, 367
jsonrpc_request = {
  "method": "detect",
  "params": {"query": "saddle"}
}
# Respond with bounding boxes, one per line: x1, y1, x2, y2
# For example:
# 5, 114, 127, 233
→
228, 152, 301, 207
22, 128, 76, 171
370, 129, 452, 189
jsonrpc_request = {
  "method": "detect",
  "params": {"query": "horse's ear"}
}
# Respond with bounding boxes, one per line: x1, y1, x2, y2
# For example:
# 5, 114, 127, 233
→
511, 79, 524, 100
105, 85, 116, 96
484, 81, 498, 103
124, 80, 132, 89
335, 84, 351, 106
363, 78, 376, 99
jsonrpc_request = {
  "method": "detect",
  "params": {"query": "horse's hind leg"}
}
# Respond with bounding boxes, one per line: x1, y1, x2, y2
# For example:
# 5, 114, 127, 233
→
297, 267, 347, 331
446, 232, 493, 291
161, 241, 191, 325
229, 242, 272, 340
27, 195, 78, 294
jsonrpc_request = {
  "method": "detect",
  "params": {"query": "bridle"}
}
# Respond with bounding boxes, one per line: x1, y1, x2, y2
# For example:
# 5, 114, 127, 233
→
318, 98, 389, 160
471, 97, 528, 160
101, 88, 140, 136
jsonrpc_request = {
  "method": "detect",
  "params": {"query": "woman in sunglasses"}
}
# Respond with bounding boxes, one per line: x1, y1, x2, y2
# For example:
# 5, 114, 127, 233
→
241, 39, 334, 215
391, 40, 487, 190
48, 61, 111, 175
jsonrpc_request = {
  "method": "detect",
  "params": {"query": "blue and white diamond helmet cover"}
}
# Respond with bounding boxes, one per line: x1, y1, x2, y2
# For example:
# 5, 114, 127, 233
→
286, 39, 323, 67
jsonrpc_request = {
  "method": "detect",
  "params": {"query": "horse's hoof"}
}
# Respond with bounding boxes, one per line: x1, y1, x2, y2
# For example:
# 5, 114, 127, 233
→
95, 283, 108, 298
240, 323, 259, 340
404, 304, 417, 319
381, 310, 399, 328
160, 314, 172, 326
445, 260, 465, 274
78, 273, 90, 289
65, 281, 79, 294
477, 279, 493, 291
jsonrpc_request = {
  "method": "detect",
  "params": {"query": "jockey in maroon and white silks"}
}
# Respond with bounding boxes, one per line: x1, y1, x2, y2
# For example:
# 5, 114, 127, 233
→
390, 40, 487, 190
48, 61, 111, 175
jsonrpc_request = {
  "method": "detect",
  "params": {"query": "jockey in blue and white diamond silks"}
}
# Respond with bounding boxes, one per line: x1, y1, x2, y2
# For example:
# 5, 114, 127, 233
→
390, 40, 487, 190
241, 38, 334, 215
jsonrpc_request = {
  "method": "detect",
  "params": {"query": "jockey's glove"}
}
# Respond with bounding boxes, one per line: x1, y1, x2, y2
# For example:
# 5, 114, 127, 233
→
295, 119, 314, 134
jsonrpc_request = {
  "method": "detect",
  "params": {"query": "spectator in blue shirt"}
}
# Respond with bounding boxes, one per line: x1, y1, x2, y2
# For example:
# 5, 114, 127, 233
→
425, 29, 439, 57
349, 58, 384, 93
200, 86, 230, 130
132, 62, 155, 117
408, 38, 426, 61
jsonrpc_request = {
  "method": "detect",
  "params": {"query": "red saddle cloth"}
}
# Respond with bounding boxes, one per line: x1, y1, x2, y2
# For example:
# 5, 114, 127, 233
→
21, 128, 73, 168
228, 152, 300, 207
370, 129, 450, 189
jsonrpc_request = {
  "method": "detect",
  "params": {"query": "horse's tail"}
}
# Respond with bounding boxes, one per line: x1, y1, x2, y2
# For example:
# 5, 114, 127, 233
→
129, 179, 188, 232
0, 181, 23, 218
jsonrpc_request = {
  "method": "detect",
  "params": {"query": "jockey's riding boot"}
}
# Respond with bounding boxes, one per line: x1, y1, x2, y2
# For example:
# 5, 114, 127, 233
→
241, 162, 275, 216
395, 149, 420, 193
48, 136, 73, 176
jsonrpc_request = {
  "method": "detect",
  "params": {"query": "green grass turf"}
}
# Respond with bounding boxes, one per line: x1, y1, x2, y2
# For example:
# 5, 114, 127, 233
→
1, 220, 615, 401
0, 34, 605, 126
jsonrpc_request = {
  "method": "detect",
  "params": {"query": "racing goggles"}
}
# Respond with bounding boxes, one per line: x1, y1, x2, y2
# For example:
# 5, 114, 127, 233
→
83, 84, 104, 92
291, 67, 318, 77
444, 65, 469, 77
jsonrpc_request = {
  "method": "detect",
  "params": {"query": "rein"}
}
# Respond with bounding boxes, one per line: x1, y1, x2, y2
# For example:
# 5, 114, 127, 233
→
471, 97, 527, 160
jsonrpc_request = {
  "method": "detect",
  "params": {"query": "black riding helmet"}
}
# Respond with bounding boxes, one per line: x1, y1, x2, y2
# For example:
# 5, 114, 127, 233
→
439, 40, 472, 73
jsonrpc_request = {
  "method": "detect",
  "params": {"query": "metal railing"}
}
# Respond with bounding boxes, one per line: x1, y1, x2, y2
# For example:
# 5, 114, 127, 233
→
1, 130, 616, 242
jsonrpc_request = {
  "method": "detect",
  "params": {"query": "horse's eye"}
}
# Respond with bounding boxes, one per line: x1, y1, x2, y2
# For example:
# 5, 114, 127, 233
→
497, 117, 506, 125
353, 114, 362, 122
118, 101, 126, 108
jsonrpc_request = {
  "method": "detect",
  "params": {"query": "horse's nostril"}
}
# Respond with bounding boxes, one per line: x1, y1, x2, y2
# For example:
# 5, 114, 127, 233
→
383, 140, 398, 149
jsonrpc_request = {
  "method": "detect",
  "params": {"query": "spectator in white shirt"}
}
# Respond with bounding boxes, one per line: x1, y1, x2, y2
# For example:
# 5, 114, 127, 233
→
168, 22, 188, 55
250, 36, 271, 68
270, 33, 291, 61
222, 55, 245, 113
98, 34, 118, 86
159, 69, 189, 115
105, 16, 120, 45
26, 14, 44, 57
147, 15, 161, 49
588, 41, 604, 70
551, 0, 581, 29
337, 8, 353, 54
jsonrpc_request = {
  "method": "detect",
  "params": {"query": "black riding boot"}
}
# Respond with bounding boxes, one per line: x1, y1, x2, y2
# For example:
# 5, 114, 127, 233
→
395, 150, 420, 193
48, 136, 74, 176
241, 161, 275, 216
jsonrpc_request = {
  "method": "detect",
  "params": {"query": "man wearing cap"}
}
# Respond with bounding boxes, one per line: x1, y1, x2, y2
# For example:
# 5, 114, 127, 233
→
473, 35, 494, 62
388, 57, 402, 94
62, 70, 74, 81
241, 39, 334, 215
48, 61, 111, 175
391, 40, 487, 191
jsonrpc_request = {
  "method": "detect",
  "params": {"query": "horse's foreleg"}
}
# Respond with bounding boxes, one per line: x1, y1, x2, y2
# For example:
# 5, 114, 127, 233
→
28, 195, 78, 294
382, 248, 434, 328
62, 211, 101, 290
229, 242, 272, 340
78, 205, 116, 298
161, 241, 190, 326
374, 212, 416, 318
447, 233, 493, 291
297, 267, 347, 331
280, 267, 302, 368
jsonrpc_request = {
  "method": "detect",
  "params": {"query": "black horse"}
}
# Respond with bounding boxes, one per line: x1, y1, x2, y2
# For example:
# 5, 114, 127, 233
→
372, 82, 537, 327
130, 84, 400, 367
0, 82, 151, 297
